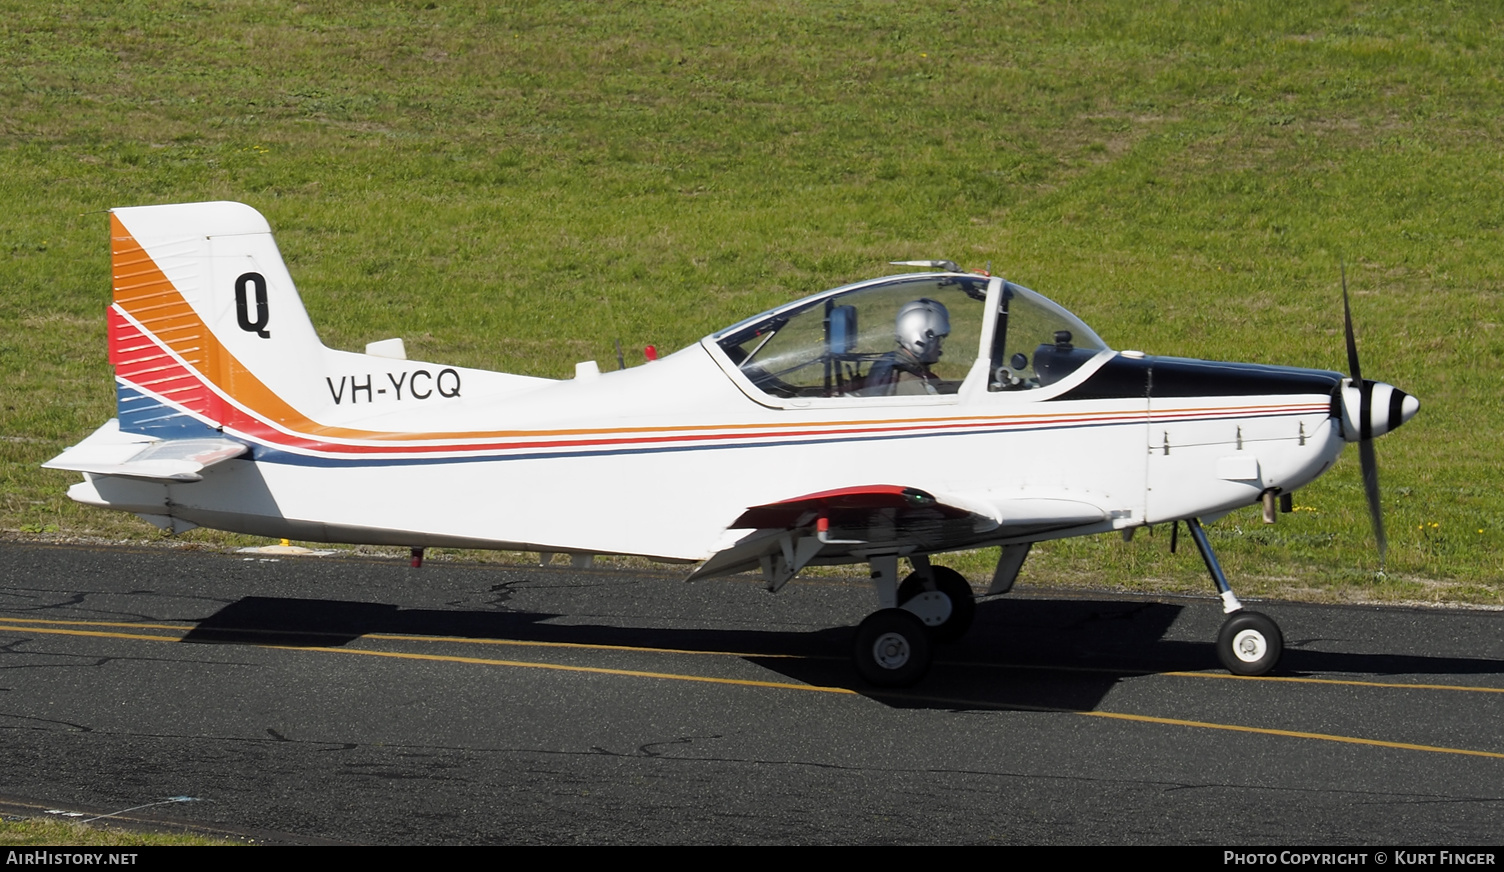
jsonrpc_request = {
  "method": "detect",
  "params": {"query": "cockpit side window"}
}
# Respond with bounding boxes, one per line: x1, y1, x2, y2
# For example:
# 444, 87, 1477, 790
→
717, 276, 987, 399
988, 283, 1107, 391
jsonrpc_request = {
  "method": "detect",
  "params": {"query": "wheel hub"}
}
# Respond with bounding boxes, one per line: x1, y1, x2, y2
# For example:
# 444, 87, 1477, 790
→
900, 590, 952, 627
1232, 629, 1267, 663
871, 632, 911, 669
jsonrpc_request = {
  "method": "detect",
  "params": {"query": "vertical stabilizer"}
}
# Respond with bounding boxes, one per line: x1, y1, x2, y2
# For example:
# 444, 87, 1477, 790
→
108, 202, 328, 437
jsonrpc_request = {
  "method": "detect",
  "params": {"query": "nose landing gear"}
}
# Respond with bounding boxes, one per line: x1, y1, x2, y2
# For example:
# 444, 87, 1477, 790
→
1186, 516, 1284, 677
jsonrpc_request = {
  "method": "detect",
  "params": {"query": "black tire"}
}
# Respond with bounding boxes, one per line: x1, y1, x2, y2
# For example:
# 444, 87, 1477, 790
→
1217, 611, 1283, 676
897, 566, 977, 643
852, 608, 933, 687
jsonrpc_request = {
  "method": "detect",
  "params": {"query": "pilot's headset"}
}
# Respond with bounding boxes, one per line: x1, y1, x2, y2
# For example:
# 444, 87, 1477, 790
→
895, 298, 950, 364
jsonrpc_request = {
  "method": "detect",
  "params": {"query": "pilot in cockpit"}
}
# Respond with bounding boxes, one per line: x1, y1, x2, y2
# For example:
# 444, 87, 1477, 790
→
858, 298, 950, 396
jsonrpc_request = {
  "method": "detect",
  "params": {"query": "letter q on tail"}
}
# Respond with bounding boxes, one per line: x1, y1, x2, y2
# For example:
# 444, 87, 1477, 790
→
235, 272, 271, 338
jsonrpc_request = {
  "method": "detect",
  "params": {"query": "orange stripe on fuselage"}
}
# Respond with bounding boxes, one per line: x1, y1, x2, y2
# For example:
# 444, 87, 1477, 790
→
109, 215, 1332, 452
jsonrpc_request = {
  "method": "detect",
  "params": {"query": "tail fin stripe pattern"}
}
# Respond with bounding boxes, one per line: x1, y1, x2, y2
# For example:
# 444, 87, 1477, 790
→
110, 216, 212, 377
110, 303, 223, 431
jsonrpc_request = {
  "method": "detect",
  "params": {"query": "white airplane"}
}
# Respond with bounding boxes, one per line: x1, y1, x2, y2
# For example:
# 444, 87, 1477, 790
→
46, 202, 1419, 686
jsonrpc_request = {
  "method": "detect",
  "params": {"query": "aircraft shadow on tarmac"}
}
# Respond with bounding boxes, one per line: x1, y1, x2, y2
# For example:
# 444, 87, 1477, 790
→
180, 595, 1504, 712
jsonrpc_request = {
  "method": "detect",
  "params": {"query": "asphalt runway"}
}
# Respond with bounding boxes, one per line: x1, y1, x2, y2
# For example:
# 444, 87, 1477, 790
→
1, 543, 1500, 845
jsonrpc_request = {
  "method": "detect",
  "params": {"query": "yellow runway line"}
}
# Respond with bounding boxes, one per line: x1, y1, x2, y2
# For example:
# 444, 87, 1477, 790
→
0, 625, 181, 643
0, 616, 187, 633
5, 614, 1500, 758
365, 632, 811, 660
5, 615, 1502, 694
1163, 670, 1504, 693
1079, 710, 1504, 759
280, 643, 860, 695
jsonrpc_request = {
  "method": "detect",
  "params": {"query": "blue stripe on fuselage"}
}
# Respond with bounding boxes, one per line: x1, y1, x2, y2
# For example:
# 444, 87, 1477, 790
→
231, 406, 1323, 469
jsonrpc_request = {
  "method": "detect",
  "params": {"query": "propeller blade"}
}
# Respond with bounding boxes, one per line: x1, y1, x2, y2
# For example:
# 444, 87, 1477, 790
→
1359, 438, 1387, 564
1341, 262, 1387, 568
1341, 261, 1362, 383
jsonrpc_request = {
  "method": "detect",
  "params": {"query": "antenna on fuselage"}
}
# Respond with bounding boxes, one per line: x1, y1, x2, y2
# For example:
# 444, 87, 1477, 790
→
890, 260, 963, 273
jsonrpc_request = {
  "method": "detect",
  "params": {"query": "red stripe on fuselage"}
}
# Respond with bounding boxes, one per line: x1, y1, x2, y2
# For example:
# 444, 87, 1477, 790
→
113, 307, 1329, 460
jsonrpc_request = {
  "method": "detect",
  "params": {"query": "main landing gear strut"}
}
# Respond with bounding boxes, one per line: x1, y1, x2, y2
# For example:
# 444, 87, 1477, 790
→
1184, 517, 1284, 676
851, 553, 977, 687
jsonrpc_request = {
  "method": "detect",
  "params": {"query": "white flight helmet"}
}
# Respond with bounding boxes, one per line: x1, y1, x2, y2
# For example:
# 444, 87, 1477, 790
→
895, 298, 950, 364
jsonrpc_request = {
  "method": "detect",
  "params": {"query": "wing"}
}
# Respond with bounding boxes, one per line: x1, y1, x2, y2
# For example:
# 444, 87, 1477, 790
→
689, 484, 1107, 585
45, 419, 247, 483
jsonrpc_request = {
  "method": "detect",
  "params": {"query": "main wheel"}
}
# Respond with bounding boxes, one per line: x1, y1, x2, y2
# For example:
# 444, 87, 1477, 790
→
852, 608, 933, 687
1217, 611, 1283, 676
898, 566, 977, 643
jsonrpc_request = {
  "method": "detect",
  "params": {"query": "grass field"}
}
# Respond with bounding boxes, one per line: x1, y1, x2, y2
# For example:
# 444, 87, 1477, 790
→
0, 817, 233, 846
2, 1, 1500, 601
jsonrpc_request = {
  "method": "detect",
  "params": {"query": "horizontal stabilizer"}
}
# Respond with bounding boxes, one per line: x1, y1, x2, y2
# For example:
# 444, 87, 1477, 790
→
45, 419, 246, 482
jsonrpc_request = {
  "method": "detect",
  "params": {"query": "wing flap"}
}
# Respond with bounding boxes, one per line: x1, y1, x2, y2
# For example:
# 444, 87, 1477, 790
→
692, 485, 1109, 581
731, 484, 980, 529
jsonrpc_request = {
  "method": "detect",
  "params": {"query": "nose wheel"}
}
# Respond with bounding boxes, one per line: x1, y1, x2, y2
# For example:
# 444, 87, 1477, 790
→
1217, 610, 1283, 676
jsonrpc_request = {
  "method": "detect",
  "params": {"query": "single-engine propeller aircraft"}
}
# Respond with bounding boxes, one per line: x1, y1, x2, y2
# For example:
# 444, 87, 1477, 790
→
47, 202, 1419, 686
